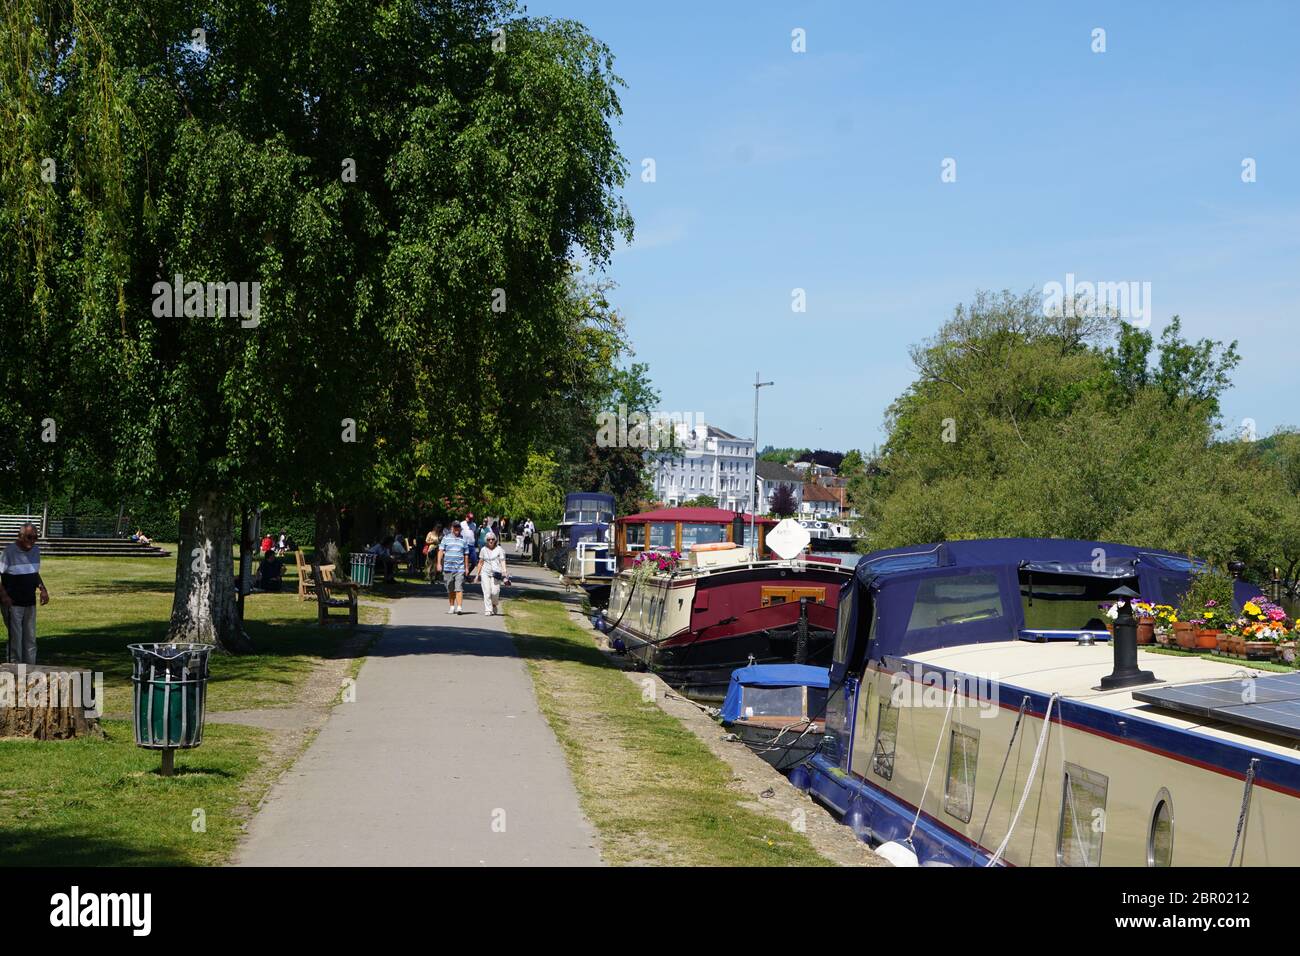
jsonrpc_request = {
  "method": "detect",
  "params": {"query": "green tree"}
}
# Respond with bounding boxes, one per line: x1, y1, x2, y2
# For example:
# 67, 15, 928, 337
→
856, 289, 1264, 573
2, 1, 632, 650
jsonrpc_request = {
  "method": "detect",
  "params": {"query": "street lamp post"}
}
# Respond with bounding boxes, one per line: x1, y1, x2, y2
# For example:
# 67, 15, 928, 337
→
751, 372, 774, 558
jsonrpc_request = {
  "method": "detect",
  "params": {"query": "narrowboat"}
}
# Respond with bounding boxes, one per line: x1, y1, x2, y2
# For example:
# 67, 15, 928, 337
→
721, 663, 829, 770
799, 537, 1300, 866
546, 492, 616, 604
600, 508, 853, 699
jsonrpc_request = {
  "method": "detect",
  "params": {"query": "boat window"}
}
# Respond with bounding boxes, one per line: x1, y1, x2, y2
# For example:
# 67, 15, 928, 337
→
1020, 572, 1131, 631
872, 699, 898, 780
681, 523, 725, 549
625, 524, 646, 552
649, 523, 675, 549
1148, 790, 1173, 867
906, 572, 1003, 632
1057, 763, 1108, 866
944, 725, 979, 823
741, 685, 806, 719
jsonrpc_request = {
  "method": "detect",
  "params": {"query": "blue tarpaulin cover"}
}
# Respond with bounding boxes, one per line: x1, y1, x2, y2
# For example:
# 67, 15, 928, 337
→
722, 664, 830, 722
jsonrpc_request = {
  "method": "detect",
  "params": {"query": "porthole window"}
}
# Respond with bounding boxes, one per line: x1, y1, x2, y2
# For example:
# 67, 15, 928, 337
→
1148, 790, 1174, 867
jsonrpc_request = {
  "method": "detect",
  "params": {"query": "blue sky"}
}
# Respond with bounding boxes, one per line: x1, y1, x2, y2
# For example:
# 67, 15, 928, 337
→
536, 0, 1300, 452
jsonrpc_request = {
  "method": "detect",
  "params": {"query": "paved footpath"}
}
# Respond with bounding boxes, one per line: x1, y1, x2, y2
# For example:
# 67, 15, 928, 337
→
235, 557, 601, 866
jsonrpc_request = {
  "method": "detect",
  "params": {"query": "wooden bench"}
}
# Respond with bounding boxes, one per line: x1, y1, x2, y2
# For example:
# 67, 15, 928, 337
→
296, 549, 335, 601
312, 563, 359, 626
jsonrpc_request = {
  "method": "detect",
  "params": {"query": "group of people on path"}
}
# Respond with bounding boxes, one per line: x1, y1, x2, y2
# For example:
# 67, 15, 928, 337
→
421, 514, 527, 616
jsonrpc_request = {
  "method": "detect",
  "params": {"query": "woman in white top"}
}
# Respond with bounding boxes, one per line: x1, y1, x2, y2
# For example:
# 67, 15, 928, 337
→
471, 532, 510, 615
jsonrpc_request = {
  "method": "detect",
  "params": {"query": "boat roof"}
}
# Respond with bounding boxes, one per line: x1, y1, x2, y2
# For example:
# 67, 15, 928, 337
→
618, 507, 777, 525
855, 537, 1206, 581
904, 640, 1300, 760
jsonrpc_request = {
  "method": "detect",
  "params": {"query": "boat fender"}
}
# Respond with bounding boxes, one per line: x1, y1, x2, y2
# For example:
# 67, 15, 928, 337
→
787, 764, 812, 792
875, 840, 920, 867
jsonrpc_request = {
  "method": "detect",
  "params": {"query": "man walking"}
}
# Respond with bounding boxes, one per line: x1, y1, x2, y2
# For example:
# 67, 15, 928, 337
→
0, 523, 49, 664
437, 520, 469, 615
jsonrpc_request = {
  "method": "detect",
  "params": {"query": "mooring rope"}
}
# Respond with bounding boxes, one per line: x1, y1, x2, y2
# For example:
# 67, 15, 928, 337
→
907, 683, 959, 843
1228, 757, 1260, 866
987, 692, 1058, 867
973, 695, 1030, 862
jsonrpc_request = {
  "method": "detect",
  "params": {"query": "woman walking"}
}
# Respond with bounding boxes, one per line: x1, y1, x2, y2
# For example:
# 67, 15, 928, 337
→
471, 531, 510, 616
424, 525, 442, 585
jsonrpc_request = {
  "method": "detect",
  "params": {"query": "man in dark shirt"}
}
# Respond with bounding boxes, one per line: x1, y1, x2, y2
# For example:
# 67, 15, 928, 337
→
0, 523, 50, 664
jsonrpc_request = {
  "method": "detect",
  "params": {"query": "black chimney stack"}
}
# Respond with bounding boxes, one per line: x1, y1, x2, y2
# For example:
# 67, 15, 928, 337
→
1098, 585, 1159, 691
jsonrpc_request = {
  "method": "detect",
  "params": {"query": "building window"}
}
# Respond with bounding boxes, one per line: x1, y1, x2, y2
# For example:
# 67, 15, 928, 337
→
944, 725, 979, 823
906, 572, 1004, 632
1057, 762, 1108, 866
1148, 790, 1174, 867
872, 699, 898, 780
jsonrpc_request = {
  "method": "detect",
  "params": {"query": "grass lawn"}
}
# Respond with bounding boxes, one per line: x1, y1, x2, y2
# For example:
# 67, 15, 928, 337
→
35, 548, 384, 715
0, 549, 385, 866
0, 721, 265, 865
504, 591, 831, 867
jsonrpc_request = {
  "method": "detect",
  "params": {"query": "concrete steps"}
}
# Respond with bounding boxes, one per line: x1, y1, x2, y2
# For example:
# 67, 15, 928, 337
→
37, 538, 171, 559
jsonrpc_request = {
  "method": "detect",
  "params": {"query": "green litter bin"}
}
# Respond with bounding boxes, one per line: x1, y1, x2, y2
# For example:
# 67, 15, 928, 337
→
350, 552, 376, 587
129, 643, 212, 753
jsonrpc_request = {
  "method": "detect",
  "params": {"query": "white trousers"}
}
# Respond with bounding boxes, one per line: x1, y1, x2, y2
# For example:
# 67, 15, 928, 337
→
481, 575, 502, 611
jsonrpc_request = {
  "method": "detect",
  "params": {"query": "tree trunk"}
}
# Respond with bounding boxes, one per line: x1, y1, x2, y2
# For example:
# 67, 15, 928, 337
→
314, 500, 341, 567
168, 493, 252, 653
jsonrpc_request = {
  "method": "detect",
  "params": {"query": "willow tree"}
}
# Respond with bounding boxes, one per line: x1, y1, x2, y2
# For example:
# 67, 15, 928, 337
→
1, 0, 630, 650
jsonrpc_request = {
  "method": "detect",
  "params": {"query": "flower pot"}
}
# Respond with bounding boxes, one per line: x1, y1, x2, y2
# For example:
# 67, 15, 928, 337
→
1195, 628, 1222, 651
1173, 622, 1197, 649
1218, 634, 1243, 656
1136, 619, 1155, 645
1242, 641, 1278, 661
1155, 631, 1171, 646
1280, 642, 1298, 665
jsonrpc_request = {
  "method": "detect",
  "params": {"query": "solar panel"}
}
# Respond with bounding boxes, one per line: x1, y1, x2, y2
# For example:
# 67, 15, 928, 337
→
1133, 674, 1300, 741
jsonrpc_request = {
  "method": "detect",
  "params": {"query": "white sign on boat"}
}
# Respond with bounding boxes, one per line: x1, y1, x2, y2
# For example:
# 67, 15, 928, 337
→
765, 518, 810, 560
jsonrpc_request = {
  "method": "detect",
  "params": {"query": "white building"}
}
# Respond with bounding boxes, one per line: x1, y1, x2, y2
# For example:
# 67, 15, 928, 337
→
650, 425, 755, 511
755, 461, 804, 515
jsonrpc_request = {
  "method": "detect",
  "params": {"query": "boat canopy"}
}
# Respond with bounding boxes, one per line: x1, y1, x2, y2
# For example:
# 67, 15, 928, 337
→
563, 492, 614, 525
831, 537, 1260, 681
721, 664, 830, 723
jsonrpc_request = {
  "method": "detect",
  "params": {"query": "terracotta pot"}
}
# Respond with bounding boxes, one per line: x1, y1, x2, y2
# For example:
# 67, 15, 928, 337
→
1195, 628, 1222, 650
1174, 622, 1197, 649
1136, 619, 1155, 645
1218, 634, 1242, 656
1280, 642, 1298, 665
1155, 630, 1171, 646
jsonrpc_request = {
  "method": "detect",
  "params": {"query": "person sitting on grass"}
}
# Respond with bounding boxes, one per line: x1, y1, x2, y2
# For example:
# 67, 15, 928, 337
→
255, 548, 284, 592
